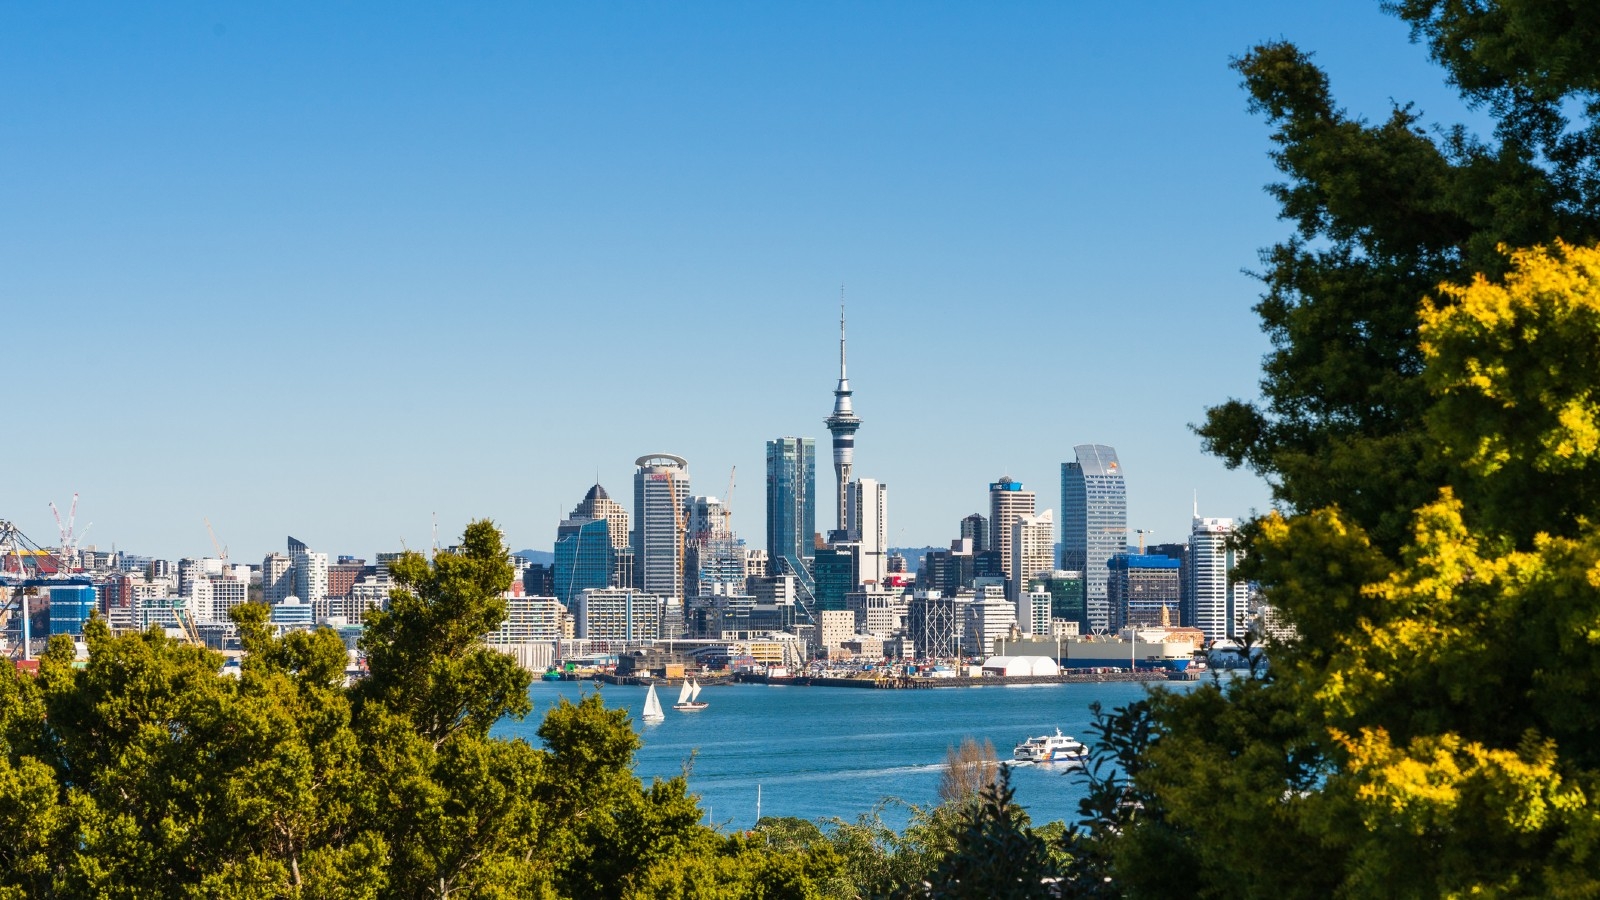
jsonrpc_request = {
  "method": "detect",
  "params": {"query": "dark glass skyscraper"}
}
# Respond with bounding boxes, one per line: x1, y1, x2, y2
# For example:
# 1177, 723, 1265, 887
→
766, 436, 816, 582
553, 517, 613, 607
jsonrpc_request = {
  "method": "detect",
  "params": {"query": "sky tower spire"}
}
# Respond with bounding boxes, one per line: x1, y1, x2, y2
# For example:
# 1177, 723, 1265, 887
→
824, 287, 862, 534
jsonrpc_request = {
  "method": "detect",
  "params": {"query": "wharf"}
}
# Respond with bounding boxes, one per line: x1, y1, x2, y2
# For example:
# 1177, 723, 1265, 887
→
591, 672, 736, 688
733, 671, 1179, 689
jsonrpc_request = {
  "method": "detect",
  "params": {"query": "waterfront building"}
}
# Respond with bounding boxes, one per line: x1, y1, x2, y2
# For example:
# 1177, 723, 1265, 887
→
765, 437, 817, 583
632, 454, 690, 598
845, 587, 900, 635
960, 513, 988, 553
908, 591, 964, 660
487, 594, 564, 644
1107, 553, 1183, 629
988, 477, 1036, 592
847, 478, 889, 587
964, 586, 1017, 657
1029, 570, 1088, 635
818, 609, 856, 654
1061, 445, 1127, 631
1010, 510, 1055, 603
823, 307, 863, 534
575, 587, 660, 641
1019, 586, 1053, 638
553, 517, 614, 607
1190, 513, 1240, 641
1145, 541, 1192, 626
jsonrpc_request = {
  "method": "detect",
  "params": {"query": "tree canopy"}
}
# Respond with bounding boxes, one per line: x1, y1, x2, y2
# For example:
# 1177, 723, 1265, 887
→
1079, 3, 1600, 897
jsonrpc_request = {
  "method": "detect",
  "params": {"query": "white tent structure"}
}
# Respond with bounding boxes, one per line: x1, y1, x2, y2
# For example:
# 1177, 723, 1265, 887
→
981, 655, 1060, 677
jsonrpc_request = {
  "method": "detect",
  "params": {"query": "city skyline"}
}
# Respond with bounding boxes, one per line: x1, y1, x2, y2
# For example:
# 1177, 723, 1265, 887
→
0, 2, 1482, 561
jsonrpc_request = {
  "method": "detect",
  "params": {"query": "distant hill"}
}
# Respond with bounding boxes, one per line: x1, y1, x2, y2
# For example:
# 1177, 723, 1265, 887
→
890, 546, 943, 573
513, 549, 555, 565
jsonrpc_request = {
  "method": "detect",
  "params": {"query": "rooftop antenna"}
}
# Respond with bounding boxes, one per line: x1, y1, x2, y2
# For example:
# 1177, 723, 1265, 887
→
1193, 490, 1199, 519
839, 285, 847, 378
431, 512, 438, 559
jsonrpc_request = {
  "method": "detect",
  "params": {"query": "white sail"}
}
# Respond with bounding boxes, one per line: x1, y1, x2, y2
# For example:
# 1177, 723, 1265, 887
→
677, 681, 693, 705
689, 680, 702, 703
642, 684, 664, 721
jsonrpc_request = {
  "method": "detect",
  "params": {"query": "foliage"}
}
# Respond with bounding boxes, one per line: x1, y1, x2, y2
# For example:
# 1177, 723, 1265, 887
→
1094, 5, 1600, 897
0, 521, 843, 899
936, 737, 999, 807
923, 767, 1056, 900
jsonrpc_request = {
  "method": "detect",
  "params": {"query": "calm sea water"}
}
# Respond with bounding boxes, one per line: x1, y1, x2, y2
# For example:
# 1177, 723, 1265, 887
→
497, 679, 1200, 832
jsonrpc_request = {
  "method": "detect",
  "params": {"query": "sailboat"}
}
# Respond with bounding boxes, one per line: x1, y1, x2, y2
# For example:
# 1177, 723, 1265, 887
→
673, 678, 709, 712
641, 683, 665, 723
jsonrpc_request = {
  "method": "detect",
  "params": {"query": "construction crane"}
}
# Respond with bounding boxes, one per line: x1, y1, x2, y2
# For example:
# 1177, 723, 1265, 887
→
723, 466, 736, 533
204, 518, 229, 561
1135, 529, 1152, 554
49, 494, 83, 571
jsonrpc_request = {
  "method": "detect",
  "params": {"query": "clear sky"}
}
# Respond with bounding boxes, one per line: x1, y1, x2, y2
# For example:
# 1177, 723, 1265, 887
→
1, 2, 1483, 562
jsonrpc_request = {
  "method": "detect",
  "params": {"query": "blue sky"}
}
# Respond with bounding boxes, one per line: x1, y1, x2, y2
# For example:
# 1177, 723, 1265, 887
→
1, 2, 1483, 561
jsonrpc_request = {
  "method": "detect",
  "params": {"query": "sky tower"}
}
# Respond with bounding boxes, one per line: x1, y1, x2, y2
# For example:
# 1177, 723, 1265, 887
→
824, 297, 862, 534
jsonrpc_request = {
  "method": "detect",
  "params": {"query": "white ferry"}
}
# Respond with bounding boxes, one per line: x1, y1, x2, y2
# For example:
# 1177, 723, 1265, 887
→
1012, 729, 1087, 765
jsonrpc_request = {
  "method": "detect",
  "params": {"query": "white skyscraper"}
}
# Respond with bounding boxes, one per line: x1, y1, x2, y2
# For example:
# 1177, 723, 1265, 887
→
1190, 512, 1238, 642
289, 535, 329, 615
847, 478, 889, 587
632, 454, 690, 598
1010, 510, 1055, 604
989, 476, 1037, 588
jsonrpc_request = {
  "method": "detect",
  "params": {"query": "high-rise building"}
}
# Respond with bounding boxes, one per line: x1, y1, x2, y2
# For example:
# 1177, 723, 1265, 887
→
823, 306, 862, 534
575, 587, 660, 641
1061, 445, 1127, 631
812, 544, 858, 612
1029, 570, 1087, 634
632, 454, 690, 598
683, 494, 747, 600
1145, 541, 1191, 625
553, 517, 614, 606
570, 483, 631, 550
847, 478, 888, 587
1107, 553, 1182, 629
766, 437, 816, 581
960, 513, 989, 553
1010, 510, 1055, 602
288, 537, 329, 615
1190, 513, 1239, 642
988, 477, 1036, 589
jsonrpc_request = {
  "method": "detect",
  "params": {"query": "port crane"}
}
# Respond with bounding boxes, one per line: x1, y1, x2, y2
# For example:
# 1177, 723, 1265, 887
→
0, 519, 91, 660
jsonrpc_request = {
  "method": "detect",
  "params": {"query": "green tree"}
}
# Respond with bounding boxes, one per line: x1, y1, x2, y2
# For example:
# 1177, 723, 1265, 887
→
1091, 4, 1600, 896
923, 767, 1056, 900
0, 520, 849, 899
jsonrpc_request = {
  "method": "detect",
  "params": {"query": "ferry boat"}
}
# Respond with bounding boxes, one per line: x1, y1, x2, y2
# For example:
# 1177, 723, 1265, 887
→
1012, 729, 1087, 765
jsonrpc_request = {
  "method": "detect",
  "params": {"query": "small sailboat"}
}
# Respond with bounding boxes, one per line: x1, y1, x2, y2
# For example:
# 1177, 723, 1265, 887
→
641, 683, 665, 723
673, 678, 709, 712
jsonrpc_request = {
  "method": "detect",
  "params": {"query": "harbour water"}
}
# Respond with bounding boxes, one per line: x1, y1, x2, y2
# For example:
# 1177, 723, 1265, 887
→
499, 678, 1203, 832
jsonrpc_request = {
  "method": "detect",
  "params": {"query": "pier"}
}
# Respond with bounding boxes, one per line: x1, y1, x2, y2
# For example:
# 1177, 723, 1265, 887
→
732, 671, 1182, 689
